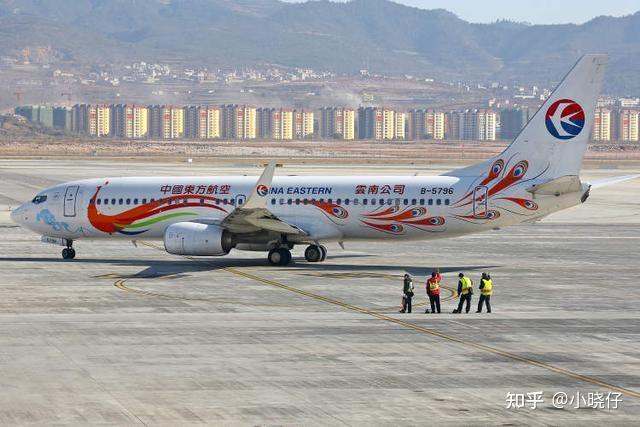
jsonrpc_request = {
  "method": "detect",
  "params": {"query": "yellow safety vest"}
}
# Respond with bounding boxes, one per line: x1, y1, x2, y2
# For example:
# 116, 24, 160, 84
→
481, 279, 493, 296
460, 277, 472, 295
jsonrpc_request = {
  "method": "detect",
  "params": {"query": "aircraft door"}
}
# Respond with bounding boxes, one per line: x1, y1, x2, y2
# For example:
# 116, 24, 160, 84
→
235, 194, 247, 207
473, 186, 488, 218
63, 185, 79, 217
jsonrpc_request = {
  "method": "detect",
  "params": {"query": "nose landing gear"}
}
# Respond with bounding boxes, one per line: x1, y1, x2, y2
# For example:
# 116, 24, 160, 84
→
61, 241, 76, 260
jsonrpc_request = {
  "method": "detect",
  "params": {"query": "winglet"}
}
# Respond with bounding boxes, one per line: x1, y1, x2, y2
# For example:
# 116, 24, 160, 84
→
242, 163, 276, 209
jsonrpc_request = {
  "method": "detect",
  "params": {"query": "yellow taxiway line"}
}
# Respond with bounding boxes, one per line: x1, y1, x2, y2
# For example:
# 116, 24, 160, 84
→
115, 241, 640, 399
223, 266, 640, 399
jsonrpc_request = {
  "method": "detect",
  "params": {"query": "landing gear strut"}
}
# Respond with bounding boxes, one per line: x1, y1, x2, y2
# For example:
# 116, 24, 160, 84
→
61, 240, 75, 260
267, 248, 292, 266
305, 244, 327, 263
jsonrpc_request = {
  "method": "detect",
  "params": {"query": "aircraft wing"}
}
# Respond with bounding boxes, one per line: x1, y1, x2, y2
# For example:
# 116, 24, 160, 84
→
218, 163, 306, 235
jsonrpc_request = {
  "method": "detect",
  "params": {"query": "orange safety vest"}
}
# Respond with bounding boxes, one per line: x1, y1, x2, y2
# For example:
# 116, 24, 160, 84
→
427, 278, 440, 295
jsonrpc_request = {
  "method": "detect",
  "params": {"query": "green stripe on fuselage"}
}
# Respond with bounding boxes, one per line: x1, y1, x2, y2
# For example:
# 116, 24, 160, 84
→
120, 212, 198, 229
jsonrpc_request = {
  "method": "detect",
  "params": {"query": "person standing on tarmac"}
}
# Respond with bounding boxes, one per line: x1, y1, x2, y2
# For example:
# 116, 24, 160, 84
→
426, 272, 442, 314
453, 273, 473, 314
400, 274, 414, 313
477, 273, 493, 313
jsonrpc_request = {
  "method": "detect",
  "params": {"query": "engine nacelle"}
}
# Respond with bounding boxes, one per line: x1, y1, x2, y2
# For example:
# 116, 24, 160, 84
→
164, 222, 235, 256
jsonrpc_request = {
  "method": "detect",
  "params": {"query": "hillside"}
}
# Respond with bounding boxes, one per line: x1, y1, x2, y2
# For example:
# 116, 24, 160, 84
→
1, 0, 639, 93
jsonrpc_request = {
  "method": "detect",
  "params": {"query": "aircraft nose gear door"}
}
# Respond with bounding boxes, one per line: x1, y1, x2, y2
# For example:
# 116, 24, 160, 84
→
473, 185, 488, 218
63, 185, 79, 217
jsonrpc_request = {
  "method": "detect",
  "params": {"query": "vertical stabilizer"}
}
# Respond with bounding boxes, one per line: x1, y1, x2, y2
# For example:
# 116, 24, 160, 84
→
447, 54, 608, 180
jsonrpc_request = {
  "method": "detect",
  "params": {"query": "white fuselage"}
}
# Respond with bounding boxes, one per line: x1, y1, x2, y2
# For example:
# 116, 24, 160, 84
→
11, 173, 586, 246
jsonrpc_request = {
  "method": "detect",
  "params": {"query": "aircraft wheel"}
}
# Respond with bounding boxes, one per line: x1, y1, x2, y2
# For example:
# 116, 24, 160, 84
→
268, 248, 292, 266
62, 248, 74, 260
304, 245, 323, 263
279, 248, 292, 265
319, 245, 327, 262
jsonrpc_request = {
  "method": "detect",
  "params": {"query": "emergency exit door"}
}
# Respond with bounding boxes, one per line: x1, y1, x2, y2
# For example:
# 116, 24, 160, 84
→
473, 186, 488, 218
63, 185, 79, 217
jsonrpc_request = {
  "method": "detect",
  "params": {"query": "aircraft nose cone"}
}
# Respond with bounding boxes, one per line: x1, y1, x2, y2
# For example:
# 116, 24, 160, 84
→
10, 205, 24, 225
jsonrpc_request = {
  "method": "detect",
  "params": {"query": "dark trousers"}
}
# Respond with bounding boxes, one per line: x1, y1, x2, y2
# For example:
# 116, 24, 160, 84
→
429, 294, 441, 313
457, 294, 472, 313
478, 295, 491, 313
403, 295, 412, 313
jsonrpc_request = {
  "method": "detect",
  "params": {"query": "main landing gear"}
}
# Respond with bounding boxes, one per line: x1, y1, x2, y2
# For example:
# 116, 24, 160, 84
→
266, 243, 327, 266
304, 244, 327, 263
61, 241, 76, 260
267, 247, 292, 266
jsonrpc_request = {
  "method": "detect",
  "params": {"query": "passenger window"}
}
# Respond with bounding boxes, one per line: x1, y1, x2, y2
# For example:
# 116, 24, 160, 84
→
436, 199, 442, 206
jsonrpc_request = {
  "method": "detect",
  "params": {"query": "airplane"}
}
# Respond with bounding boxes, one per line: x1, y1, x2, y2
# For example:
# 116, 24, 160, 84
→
9, 54, 635, 265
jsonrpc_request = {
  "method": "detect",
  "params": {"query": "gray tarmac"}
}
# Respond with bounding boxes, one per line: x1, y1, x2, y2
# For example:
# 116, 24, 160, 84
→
0, 159, 639, 426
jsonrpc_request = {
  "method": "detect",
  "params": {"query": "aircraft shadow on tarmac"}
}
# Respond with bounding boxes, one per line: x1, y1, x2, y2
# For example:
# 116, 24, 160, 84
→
0, 255, 499, 281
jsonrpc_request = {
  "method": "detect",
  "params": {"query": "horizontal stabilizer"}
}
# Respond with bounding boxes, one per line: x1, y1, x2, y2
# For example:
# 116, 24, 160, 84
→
527, 175, 582, 196
588, 174, 640, 189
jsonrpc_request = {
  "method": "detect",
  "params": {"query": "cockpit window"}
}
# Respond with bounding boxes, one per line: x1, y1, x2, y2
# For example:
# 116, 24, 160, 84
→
32, 195, 47, 204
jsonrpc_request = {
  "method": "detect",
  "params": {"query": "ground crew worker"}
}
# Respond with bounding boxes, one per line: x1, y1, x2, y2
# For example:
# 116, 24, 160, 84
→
426, 271, 441, 314
453, 273, 473, 314
400, 274, 414, 313
477, 273, 492, 313
434, 268, 442, 282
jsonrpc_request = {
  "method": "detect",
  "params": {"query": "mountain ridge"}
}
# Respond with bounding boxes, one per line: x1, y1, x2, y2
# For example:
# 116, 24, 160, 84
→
1, 0, 638, 93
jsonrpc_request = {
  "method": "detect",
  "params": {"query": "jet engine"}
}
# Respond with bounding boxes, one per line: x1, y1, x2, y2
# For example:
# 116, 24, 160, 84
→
164, 222, 235, 256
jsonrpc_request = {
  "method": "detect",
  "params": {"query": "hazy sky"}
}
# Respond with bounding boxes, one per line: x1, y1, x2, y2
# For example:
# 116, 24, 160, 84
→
282, 0, 640, 24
